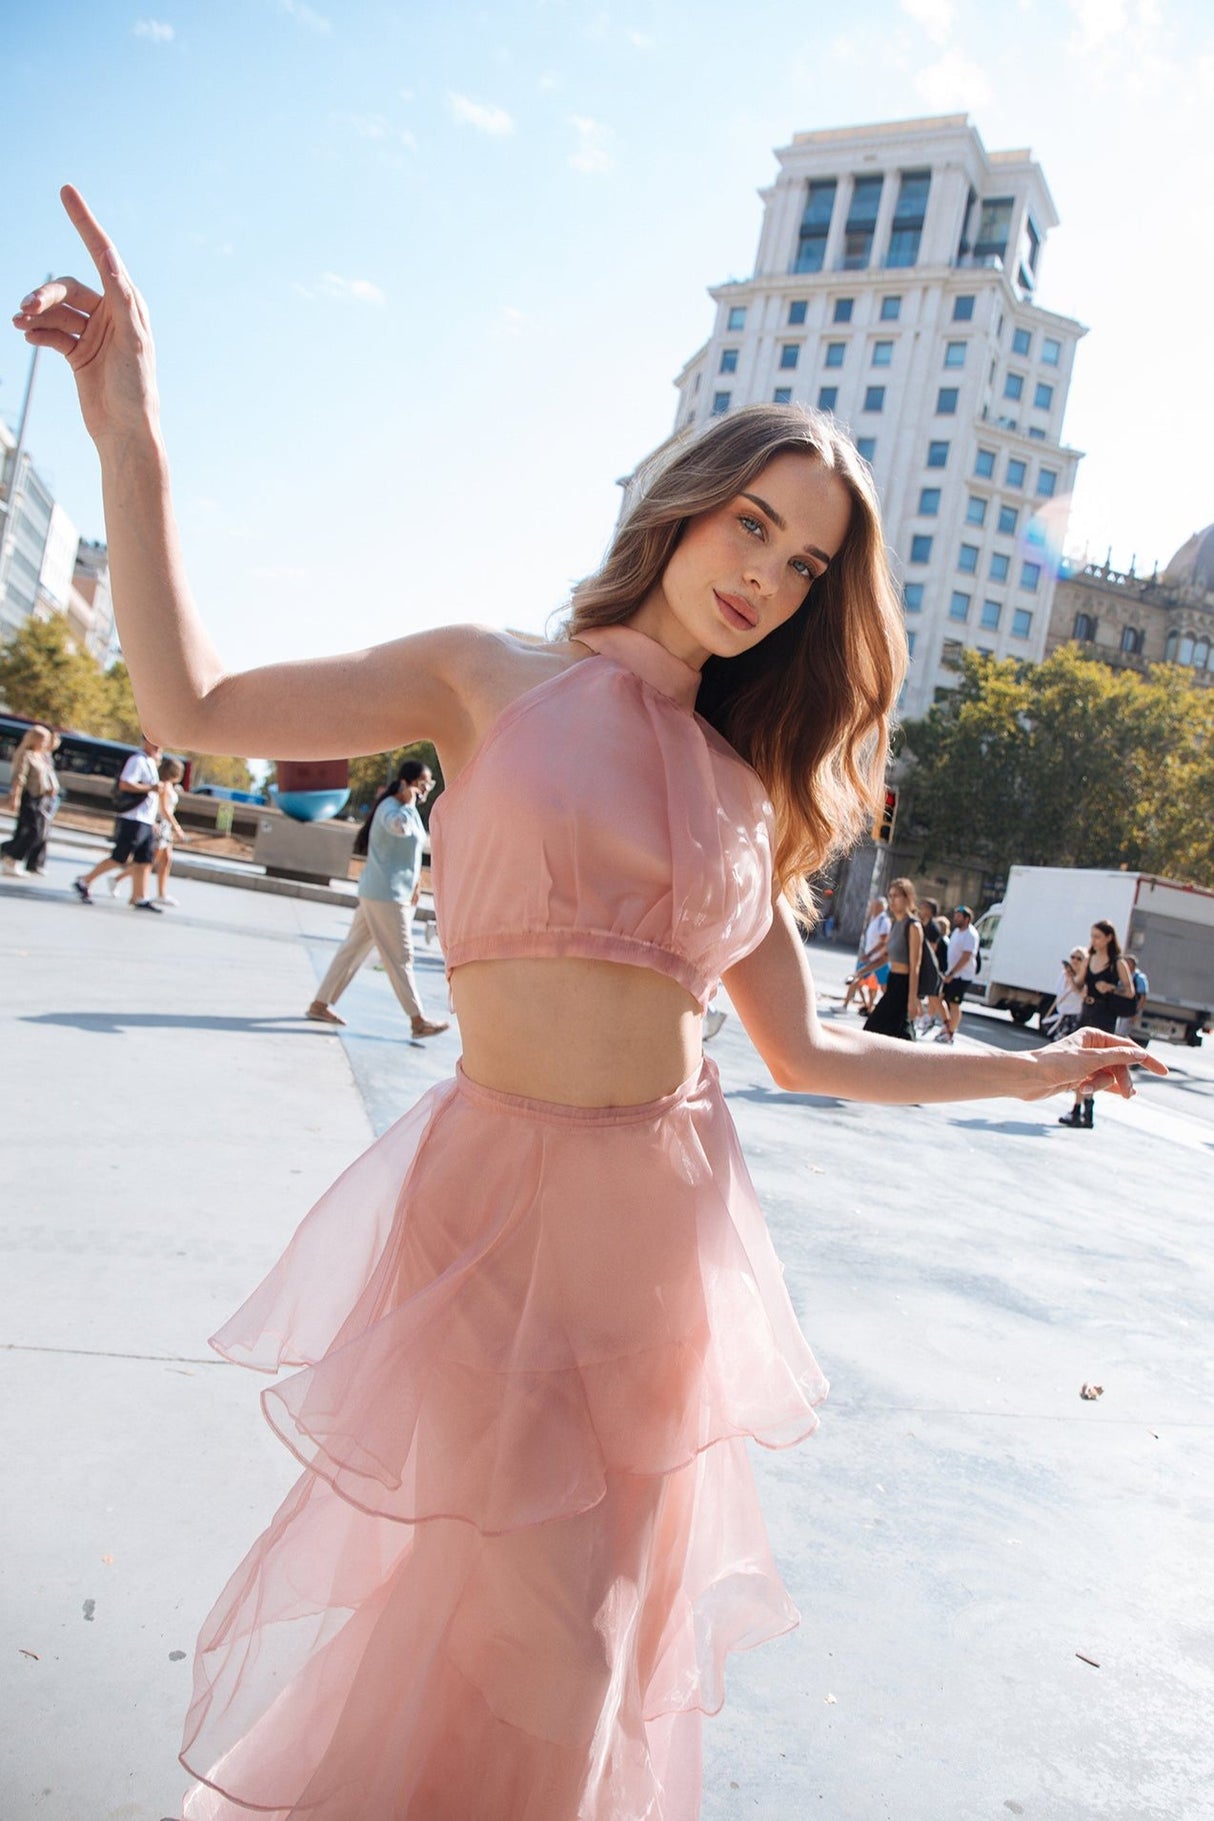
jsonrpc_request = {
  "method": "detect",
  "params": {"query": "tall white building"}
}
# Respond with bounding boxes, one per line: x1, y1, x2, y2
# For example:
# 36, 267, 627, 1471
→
665, 115, 1085, 719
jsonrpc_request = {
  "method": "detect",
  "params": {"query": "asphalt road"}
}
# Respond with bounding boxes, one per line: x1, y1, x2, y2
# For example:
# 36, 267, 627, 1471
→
2, 854, 1210, 1821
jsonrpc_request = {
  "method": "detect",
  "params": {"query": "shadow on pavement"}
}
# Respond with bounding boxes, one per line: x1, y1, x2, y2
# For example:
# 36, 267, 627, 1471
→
21, 1011, 323, 1037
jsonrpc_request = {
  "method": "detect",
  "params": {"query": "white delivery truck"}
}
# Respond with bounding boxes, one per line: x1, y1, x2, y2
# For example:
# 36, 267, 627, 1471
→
971, 866, 1214, 1047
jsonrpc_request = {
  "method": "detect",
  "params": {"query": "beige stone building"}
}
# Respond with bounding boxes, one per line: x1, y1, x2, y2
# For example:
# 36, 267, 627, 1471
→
1045, 524, 1214, 686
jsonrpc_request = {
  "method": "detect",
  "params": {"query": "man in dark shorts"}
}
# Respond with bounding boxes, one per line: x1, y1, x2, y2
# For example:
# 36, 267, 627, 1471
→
937, 904, 980, 1044
73, 734, 165, 911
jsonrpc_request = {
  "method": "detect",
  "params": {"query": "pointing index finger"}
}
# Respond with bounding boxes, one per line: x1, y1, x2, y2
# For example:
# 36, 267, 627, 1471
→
60, 183, 128, 292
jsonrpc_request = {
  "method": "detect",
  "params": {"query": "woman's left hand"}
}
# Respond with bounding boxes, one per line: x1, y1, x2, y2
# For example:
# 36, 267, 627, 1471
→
1019, 1026, 1167, 1102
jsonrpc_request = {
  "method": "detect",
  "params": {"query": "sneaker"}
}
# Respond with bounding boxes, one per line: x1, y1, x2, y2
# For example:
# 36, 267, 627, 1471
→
933, 1029, 955, 1044
2, 856, 21, 875
703, 1008, 728, 1041
306, 1002, 347, 1026
155, 894, 180, 907
410, 1017, 450, 1039
131, 898, 164, 913
105, 873, 123, 896
73, 877, 94, 903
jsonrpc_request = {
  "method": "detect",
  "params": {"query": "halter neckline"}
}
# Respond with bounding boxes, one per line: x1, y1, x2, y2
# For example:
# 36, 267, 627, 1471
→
575, 623, 702, 712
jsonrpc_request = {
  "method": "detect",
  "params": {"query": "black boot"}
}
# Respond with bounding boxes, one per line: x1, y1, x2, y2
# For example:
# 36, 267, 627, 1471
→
1058, 1105, 1083, 1127
1081, 1097, 1095, 1128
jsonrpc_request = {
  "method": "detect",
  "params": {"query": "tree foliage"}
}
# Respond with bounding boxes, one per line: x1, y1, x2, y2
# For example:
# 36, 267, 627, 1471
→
347, 742, 443, 823
186, 752, 255, 791
0, 614, 108, 730
901, 647, 1214, 886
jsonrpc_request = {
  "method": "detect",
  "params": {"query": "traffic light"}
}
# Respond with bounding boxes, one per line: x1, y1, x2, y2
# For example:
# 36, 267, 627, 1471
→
872, 784, 898, 844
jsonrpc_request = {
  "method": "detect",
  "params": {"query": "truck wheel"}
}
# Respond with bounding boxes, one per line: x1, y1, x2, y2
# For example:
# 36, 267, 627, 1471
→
1008, 1004, 1034, 1026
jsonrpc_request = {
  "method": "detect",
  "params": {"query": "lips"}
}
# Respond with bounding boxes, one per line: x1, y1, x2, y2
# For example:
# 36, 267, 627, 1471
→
714, 591, 759, 631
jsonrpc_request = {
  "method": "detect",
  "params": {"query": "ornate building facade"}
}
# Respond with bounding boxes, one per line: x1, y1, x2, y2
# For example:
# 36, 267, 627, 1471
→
1046, 525, 1214, 687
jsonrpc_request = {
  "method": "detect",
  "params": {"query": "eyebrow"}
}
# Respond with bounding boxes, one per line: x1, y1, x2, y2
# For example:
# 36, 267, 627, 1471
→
740, 493, 833, 570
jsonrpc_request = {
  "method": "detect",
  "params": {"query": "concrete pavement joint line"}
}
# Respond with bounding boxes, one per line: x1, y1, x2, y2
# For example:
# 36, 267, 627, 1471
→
1, 1342, 227, 1367
853, 1405, 1208, 1426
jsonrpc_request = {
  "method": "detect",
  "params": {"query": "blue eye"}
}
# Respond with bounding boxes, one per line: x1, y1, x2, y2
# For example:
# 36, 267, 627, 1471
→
738, 514, 763, 537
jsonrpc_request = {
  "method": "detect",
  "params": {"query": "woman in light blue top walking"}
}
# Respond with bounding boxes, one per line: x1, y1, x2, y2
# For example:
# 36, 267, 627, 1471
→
307, 760, 450, 1038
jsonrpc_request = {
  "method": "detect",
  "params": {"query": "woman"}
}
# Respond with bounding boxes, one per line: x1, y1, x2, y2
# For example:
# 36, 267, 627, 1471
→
862, 877, 923, 1041
1058, 921, 1135, 1129
1, 723, 60, 875
916, 895, 949, 1034
13, 189, 1160, 1821
1042, 945, 1087, 1043
306, 759, 448, 1039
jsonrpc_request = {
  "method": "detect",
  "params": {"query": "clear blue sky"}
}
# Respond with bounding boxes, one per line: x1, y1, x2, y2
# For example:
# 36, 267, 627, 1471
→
4, 0, 1212, 676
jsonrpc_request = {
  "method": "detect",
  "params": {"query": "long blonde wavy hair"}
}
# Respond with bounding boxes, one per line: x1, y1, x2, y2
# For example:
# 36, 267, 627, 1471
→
564, 404, 906, 918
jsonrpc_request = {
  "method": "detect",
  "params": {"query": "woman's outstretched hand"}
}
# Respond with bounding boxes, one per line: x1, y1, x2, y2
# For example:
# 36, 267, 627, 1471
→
12, 186, 159, 448
1021, 1026, 1168, 1103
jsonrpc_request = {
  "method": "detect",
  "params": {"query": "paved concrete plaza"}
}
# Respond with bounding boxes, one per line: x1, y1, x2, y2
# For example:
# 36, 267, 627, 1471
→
2, 844, 1211, 1821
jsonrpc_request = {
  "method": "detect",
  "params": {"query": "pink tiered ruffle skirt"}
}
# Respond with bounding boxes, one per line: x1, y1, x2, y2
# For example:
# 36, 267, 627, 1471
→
181, 1056, 827, 1820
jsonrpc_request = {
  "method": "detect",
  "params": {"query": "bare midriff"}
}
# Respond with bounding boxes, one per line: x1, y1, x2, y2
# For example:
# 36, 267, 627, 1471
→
452, 958, 704, 1107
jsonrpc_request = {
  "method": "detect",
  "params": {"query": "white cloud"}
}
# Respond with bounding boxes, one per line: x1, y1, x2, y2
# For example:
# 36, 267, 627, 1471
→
914, 48, 992, 107
448, 92, 515, 136
900, 0, 953, 43
1064, 0, 1174, 93
568, 114, 614, 174
132, 18, 174, 42
343, 112, 417, 152
537, 71, 560, 91
307, 273, 387, 306
626, 28, 655, 49
277, 0, 331, 34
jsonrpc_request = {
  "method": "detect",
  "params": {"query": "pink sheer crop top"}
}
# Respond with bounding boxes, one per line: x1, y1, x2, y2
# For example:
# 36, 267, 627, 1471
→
428, 624, 775, 1009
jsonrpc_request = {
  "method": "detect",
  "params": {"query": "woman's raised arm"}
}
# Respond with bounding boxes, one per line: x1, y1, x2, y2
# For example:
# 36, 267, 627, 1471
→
12, 187, 471, 761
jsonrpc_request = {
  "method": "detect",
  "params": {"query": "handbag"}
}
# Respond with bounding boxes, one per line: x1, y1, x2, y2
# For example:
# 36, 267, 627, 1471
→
917, 934, 941, 998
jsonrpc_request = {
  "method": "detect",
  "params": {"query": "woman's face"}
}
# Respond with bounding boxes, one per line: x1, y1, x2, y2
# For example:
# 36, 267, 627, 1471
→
634, 451, 853, 667
1090, 926, 1109, 951
889, 886, 908, 914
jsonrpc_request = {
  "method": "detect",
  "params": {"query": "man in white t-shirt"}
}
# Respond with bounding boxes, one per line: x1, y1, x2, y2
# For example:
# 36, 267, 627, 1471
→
936, 904, 980, 1043
74, 734, 166, 911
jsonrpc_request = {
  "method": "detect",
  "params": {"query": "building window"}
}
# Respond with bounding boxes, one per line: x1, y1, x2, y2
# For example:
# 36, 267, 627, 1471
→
906, 630, 917, 656
872, 340, 894, 367
823, 342, 845, 370
1006, 457, 1027, 488
966, 496, 988, 526
886, 168, 930, 268
990, 552, 1010, 582
936, 387, 959, 414
726, 306, 746, 331
1073, 612, 1097, 642
980, 598, 1001, 630
788, 299, 808, 325
1012, 327, 1032, 356
1028, 428, 1047, 441
1021, 561, 1041, 591
773, 387, 793, 405
927, 440, 950, 469
1196, 639, 1211, 668
1036, 468, 1058, 498
1034, 382, 1054, 411
817, 386, 837, 410
950, 590, 971, 622
779, 344, 800, 370
843, 174, 883, 269
910, 534, 933, 563
795, 179, 837, 274
1004, 372, 1024, 401
953, 294, 975, 321
863, 385, 885, 412
958, 542, 979, 574
856, 436, 876, 461
881, 295, 902, 321
1042, 336, 1061, 366
975, 447, 996, 478
1012, 607, 1034, 639
711, 391, 730, 416
904, 582, 924, 612
997, 504, 1019, 535
974, 195, 1014, 260
944, 340, 966, 368
1121, 625, 1143, 655
918, 487, 941, 516
719, 348, 738, 373
833, 297, 854, 323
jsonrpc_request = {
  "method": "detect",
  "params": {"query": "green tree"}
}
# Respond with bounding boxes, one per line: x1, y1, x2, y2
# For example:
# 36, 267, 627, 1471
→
187, 752, 255, 791
94, 659, 144, 743
346, 742, 443, 822
0, 615, 106, 729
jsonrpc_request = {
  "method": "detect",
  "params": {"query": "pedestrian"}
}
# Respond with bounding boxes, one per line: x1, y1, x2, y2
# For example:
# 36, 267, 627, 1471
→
916, 895, 949, 1034
839, 893, 889, 1014
73, 732, 166, 911
1058, 920, 1136, 1128
2, 723, 60, 875
1116, 951, 1149, 1038
862, 876, 923, 1040
937, 904, 980, 1044
305, 759, 449, 1040
108, 754, 187, 904
1042, 946, 1088, 1042
18, 190, 1160, 1821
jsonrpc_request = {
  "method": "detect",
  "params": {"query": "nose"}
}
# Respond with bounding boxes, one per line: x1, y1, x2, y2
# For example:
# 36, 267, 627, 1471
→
742, 547, 782, 598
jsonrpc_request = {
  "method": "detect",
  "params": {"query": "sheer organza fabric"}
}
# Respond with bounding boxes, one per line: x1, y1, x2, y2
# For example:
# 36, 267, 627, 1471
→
182, 1064, 827, 1818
